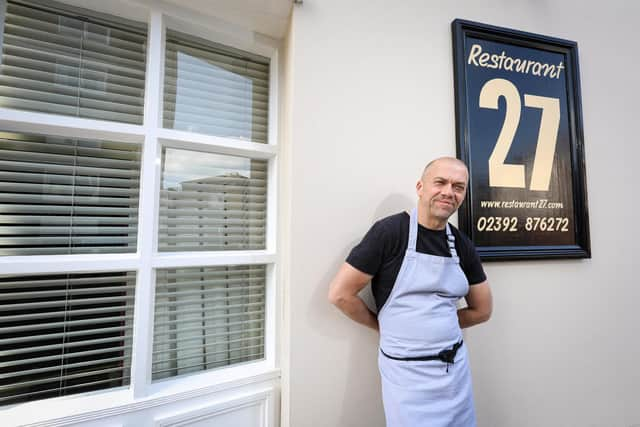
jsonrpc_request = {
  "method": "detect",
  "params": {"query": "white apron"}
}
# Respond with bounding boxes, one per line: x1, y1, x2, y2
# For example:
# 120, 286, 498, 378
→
377, 208, 476, 427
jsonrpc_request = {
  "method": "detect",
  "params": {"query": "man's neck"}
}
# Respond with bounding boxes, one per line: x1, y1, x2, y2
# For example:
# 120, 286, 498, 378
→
416, 207, 446, 230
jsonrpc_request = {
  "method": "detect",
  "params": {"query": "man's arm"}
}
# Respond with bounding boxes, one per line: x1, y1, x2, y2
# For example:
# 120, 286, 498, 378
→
458, 281, 492, 329
328, 263, 378, 331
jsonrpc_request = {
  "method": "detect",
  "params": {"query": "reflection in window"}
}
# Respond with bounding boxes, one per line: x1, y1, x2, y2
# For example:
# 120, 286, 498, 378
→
163, 30, 269, 143
0, 131, 141, 256
0, 1, 147, 123
159, 148, 267, 252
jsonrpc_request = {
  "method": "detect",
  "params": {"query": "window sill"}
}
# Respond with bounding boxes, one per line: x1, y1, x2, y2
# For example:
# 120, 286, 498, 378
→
8, 362, 280, 427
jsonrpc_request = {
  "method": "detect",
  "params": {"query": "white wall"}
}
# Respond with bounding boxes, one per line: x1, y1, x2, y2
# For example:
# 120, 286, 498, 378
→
284, 1, 640, 426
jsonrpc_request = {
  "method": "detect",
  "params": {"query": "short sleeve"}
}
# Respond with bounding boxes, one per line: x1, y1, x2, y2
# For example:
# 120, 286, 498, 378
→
454, 229, 487, 285
346, 220, 387, 276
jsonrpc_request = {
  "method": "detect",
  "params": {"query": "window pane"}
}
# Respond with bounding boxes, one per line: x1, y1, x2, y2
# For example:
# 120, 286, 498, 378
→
0, 271, 135, 406
0, 1, 147, 124
163, 30, 269, 143
159, 147, 267, 252
152, 265, 265, 381
0, 131, 141, 255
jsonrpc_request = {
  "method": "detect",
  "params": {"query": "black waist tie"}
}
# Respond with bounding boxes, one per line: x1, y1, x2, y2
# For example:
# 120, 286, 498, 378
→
380, 340, 463, 372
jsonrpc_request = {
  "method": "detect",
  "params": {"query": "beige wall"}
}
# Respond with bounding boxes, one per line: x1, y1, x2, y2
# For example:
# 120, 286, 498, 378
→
284, 0, 640, 426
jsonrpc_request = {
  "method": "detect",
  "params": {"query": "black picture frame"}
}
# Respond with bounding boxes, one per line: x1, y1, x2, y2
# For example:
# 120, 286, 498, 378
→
451, 19, 590, 260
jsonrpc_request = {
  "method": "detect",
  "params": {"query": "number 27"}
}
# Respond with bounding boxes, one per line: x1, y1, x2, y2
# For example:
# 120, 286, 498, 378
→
479, 78, 560, 192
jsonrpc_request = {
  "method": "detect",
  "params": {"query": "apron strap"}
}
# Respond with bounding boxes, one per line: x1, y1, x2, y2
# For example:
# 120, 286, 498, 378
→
408, 208, 418, 251
445, 223, 458, 258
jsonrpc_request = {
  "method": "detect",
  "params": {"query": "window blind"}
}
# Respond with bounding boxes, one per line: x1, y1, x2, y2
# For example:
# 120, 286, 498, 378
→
158, 148, 266, 252
163, 30, 269, 143
152, 265, 265, 381
0, 0, 147, 124
0, 131, 141, 256
0, 271, 135, 406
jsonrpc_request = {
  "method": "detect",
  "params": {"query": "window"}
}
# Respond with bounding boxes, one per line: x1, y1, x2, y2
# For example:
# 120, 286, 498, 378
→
0, 0, 147, 123
0, 0, 277, 409
163, 30, 269, 142
158, 148, 267, 252
0, 271, 135, 405
0, 131, 141, 256
152, 265, 266, 381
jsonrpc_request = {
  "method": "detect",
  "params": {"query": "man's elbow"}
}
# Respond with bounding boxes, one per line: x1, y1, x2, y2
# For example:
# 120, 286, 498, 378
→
328, 285, 346, 307
479, 304, 492, 323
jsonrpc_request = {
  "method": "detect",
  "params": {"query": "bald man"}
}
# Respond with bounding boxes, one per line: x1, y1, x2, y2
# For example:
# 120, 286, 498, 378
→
329, 157, 492, 427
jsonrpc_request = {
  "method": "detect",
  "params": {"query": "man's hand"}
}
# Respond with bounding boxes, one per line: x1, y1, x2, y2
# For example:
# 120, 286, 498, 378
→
458, 281, 492, 329
328, 263, 379, 331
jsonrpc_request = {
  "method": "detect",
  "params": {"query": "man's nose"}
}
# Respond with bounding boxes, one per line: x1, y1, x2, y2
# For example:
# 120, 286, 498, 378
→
441, 184, 454, 197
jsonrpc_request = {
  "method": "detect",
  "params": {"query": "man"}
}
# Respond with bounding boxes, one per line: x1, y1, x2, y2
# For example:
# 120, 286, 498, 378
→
328, 157, 492, 427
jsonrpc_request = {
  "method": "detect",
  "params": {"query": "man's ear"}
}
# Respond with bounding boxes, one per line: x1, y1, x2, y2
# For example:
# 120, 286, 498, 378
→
416, 180, 423, 196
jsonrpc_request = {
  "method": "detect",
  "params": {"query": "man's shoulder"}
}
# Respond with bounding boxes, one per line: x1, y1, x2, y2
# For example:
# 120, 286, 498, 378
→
372, 211, 409, 232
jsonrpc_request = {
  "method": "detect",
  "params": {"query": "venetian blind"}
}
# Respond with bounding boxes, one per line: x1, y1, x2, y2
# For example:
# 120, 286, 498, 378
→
0, 0, 147, 124
0, 131, 141, 256
0, 271, 135, 405
152, 265, 265, 381
158, 148, 266, 252
163, 30, 269, 143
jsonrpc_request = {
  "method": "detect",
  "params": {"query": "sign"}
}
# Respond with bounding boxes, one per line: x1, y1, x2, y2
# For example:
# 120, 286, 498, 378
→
451, 19, 590, 260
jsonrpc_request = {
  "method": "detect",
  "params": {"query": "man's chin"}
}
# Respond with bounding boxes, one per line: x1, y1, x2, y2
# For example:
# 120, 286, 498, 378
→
432, 208, 454, 221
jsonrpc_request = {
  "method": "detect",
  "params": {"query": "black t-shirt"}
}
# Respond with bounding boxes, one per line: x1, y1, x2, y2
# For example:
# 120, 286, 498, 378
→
346, 212, 487, 312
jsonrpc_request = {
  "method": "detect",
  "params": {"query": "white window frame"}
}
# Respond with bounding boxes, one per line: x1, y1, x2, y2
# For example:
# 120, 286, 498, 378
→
0, 1, 281, 422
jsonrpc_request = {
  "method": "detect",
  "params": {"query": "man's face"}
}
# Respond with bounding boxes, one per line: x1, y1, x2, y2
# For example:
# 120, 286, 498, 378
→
416, 160, 469, 223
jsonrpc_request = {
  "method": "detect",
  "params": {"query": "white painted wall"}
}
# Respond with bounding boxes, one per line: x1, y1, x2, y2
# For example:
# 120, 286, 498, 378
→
284, 1, 640, 426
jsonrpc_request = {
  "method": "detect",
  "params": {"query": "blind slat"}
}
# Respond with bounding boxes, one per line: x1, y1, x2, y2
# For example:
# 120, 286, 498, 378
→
0, 334, 133, 358
154, 292, 264, 310
1, 284, 135, 300
0, 159, 141, 179
0, 148, 140, 169
153, 309, 264, 328
165, 40, 268, 72
156, 276, 264, 289
0, 375, 130, 404
0, 183, 139, 197
157, 268, 265, 280
0, 193, 138, 206
0, 365, 131, 391
151, 353, 263, 378
0, 305, 133, 322
0, 355, 129, 381
3, 45, 146, 82
0, 246, 136, 255
0, 294, 134, 311
153, 327, 263, 348
152, 336, 263, 357
0, 315, 135, 335
153, 318, 263, 338
0, 73, 145, 104
1, 325, 131, 345
3, 30, 146, 74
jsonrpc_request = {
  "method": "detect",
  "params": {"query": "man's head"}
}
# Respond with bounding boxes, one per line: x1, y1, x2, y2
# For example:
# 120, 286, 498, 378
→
416, 157, 469, 228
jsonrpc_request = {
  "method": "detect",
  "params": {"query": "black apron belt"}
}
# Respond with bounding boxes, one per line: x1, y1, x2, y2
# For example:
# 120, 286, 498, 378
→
380, 339, 463, 365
